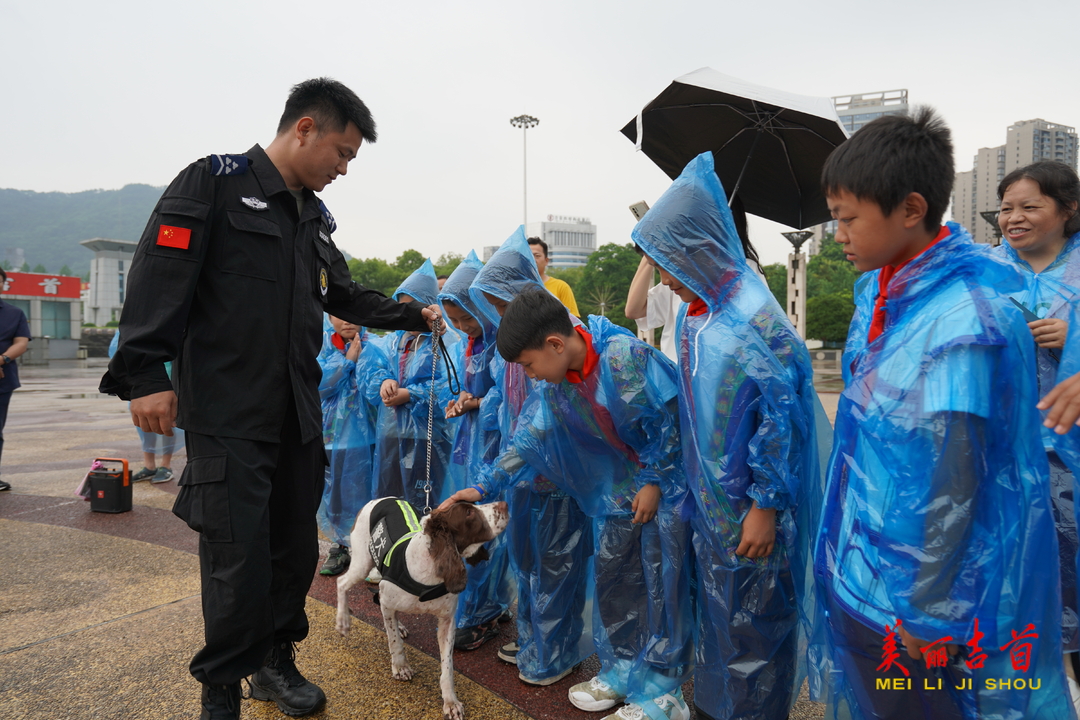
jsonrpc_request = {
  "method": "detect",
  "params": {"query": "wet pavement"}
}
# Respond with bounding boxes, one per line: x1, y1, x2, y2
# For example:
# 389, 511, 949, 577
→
0, 360, 832, 719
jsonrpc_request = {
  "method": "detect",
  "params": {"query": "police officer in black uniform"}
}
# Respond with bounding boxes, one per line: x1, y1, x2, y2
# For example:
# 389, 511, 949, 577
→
101, 78, 441, 720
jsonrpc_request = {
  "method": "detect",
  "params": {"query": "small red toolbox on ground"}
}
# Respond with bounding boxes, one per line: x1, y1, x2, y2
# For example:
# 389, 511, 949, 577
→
89, 457, 131, 513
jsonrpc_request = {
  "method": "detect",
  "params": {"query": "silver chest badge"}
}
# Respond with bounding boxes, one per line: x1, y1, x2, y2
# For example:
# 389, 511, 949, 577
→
241, 196, 268, 211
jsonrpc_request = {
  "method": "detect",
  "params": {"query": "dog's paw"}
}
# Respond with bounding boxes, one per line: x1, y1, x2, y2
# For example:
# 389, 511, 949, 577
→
398, 622, 409, 639
391, 665, 414, 681
335, 612, 352, 637
443, 699, 464, 720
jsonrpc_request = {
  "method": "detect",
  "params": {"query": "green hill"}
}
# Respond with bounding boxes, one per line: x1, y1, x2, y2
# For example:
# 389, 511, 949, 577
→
0, 184, 164, 275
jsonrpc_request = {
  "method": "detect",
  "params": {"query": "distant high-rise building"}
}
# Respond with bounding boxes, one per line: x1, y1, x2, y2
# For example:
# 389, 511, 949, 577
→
953, 119, 1078, 245
833, 89, 909, 136
809, 90, 910, 253
525, 215, 597, 269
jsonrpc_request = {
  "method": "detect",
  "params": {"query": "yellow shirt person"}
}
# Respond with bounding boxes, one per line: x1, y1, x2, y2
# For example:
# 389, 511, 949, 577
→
529, 237, 579, 316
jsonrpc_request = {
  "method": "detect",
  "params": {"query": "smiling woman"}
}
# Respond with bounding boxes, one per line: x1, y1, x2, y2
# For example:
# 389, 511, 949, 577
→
993, 159, 1080, 708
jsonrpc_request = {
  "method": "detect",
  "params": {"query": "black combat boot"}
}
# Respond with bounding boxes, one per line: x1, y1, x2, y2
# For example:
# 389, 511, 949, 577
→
200, 682, 241, 720
249, 641, 326, 716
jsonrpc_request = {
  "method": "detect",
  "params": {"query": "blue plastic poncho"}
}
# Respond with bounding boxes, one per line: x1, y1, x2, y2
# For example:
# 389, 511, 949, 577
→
994, 233, 1080, 654
631, 151, 825, 720
478, 315, 694, 713
814, 224, 1071, 720
369, 260, 453, 510
395, 258, 439, 306
316, 322, 379, 546
468, 228, 595, 682
469, 227, 546, 327
1051, 306, 1080, 693
435, 250, 513, 629
438, 250, 500, 495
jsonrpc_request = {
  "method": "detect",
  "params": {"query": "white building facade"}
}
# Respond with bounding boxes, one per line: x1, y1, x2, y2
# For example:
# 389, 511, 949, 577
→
525, 215, 597, 269
81, 238, 137, 326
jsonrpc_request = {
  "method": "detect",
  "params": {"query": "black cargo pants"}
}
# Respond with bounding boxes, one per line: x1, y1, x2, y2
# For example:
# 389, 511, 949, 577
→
173, 400, 326, 685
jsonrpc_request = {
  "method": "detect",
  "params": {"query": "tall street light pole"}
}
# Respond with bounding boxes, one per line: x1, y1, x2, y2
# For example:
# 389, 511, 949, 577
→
782, 230, 814, 339
980, 210, 1001, 246
510, 114, 539, 228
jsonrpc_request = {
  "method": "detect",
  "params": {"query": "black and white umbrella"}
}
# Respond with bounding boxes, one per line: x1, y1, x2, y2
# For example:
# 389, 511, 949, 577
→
621, 68, 849, 229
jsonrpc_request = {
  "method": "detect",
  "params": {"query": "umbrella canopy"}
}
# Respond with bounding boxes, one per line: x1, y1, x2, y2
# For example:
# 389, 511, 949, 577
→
621, 67, 849, 229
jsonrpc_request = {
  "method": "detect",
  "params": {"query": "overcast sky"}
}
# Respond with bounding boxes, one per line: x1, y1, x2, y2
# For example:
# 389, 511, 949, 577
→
3, 0, 1078, 267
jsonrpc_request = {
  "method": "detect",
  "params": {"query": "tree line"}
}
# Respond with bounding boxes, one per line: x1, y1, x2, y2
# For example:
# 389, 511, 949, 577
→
1, 261, 75, 275
346, 236, 858, 342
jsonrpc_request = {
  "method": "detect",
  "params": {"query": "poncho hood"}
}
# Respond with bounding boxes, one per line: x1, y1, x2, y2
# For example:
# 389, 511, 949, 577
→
437, 250, 496, 343
394, 258, 439, 307
469, 227, 545, 328
631, 151, 748, 313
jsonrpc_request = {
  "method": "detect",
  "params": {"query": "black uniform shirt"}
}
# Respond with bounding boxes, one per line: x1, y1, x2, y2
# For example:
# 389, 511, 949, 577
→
101, 144, 427, 444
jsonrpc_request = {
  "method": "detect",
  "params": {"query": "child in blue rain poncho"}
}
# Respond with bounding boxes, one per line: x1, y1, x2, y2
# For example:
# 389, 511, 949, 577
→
445, 289, 694, 720
993, 161, 1080, 691
632, 151, 824, 720
466, 228, 594, 686
437, 250, 514, 651
369, 259, 453, 510
813, 109, 1071, 720
316, 315, 380, 576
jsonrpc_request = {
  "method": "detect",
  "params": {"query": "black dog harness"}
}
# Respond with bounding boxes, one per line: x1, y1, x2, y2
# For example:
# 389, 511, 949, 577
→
368, 498, 449, 602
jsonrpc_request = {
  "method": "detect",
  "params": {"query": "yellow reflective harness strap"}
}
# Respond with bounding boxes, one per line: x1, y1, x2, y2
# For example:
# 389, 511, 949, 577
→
382, 500, 423, 569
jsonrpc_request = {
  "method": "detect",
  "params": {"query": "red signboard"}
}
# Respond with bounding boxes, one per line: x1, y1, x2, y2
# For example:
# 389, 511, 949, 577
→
2, 271, 81, 299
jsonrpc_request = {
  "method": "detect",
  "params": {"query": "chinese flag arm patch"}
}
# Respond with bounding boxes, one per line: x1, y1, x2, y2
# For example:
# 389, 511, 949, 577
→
156, 225, 192, 250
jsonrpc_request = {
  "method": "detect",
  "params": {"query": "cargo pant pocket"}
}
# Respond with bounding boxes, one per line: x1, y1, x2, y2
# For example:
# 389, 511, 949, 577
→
173, 454, 232, 542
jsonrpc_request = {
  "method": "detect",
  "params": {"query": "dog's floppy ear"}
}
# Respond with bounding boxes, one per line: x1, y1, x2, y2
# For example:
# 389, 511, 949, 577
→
426, 508, 469, 593
465, 545, 489, 566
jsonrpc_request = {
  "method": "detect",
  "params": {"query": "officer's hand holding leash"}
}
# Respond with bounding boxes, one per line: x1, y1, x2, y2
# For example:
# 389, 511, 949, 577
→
421, 305, 445, 334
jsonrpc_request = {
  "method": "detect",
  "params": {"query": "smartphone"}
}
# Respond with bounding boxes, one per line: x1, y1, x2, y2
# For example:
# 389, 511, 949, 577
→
629, 201, 650, 221
1009, 297, 1061, 362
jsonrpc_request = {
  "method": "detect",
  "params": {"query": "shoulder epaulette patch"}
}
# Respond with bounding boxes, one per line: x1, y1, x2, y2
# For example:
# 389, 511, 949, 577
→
319, 200, 337, 234
210, 154, 249, 176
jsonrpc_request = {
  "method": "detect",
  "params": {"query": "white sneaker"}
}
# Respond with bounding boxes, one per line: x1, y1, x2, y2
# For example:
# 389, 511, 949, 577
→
603, 691, 690, 720
569, 676, 623, 711
1068, 676, 1080, 714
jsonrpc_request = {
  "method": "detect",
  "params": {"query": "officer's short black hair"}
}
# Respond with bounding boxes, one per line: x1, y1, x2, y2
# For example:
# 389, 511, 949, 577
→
821, 106, 953, 232
527, 237, 549, 258
0, 267, 7, 284
496, 289, 572, 361
277, 77, 378, 143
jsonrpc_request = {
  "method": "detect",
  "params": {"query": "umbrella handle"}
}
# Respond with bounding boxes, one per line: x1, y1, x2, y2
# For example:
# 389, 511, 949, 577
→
727, 130, 761, 208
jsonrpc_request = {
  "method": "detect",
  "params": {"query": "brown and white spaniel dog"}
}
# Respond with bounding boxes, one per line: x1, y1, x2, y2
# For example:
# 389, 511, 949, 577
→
335, 498, 508, 720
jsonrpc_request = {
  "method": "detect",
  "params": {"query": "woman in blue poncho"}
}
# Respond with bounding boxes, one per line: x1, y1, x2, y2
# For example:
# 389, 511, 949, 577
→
467, 228, 595, 686
632, 152, 825, 720
437, 250, 514, 651
369, 259, 453, 510
994, 160, 1080, 704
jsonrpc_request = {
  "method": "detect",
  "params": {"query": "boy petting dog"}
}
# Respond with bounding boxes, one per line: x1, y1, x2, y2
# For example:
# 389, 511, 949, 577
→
444, 289, 694, 720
